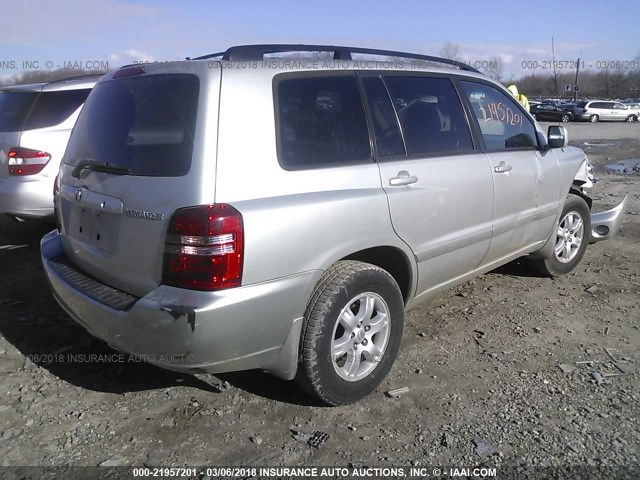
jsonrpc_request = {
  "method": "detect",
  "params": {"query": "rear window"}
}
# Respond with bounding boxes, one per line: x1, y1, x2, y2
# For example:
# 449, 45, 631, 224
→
0, 92, 38, 131
24, 90, 91, 130
65, 74, 200, 177
275, 74, 371, 170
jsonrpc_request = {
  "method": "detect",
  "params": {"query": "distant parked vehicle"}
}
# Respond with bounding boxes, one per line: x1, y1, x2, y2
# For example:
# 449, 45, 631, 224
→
0, 76, 99, 220
623, 102, 640, 113
574, 100, 638, 122
530, 104, 574, 122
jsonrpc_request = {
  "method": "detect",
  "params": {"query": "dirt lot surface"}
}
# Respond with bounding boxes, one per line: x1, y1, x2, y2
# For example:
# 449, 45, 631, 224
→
0, 121, 638, 477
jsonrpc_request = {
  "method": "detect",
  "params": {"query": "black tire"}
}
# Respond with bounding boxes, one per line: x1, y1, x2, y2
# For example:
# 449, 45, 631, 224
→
296, 260, 404, 405
530, 194, 591, 277
561, 114, 570, 123
589, 114, 599, 123
626, 115, 637, 122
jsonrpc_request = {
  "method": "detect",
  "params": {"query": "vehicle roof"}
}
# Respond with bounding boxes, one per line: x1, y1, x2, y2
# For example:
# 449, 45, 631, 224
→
107, 58, 490, 84
0, 75, 100, 93
0, 82, 46, 93
107, 43, 494, 84
41, 75, 101, 91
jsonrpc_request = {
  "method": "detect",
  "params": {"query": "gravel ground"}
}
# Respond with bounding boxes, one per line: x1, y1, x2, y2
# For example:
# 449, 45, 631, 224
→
0, 121, 638, 477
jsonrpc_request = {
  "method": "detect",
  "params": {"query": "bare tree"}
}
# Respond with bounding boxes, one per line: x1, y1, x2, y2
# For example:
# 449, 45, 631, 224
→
484, 57, 505, 83
439, 42, 461, 61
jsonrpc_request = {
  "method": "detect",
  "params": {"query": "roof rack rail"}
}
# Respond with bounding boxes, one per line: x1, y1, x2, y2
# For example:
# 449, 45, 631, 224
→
191, 44, 481, 73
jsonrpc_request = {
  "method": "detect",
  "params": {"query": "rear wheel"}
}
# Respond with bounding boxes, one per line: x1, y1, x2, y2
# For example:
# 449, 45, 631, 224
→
529, 194, 591, 277
589, 114, 599, 123
561, 114, 570, 123
296, 261, 404, 405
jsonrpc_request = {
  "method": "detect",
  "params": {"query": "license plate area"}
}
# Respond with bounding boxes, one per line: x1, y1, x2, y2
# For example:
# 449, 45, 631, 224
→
67, 205, 120, 255
60, 186, 123, 256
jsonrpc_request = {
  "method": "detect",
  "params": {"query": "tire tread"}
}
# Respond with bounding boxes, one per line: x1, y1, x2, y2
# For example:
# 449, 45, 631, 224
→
297, 260, 400, 405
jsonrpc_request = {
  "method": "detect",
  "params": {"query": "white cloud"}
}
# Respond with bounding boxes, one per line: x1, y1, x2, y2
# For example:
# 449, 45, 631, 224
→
109, 49, 155, 65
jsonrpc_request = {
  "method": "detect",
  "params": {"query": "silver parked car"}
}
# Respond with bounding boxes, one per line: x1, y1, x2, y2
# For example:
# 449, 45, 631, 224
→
574, 100, 638, 122
0, 76, 98, 220
41, 45, 628, 405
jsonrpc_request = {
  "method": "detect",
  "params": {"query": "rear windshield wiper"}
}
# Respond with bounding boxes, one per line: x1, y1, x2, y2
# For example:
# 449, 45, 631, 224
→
71, 159, 133, 179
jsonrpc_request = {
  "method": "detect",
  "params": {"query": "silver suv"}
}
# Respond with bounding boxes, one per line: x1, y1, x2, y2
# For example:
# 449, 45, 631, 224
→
574, 100, 638, 122
41, 45, 628, 405
0, 76, 97, 220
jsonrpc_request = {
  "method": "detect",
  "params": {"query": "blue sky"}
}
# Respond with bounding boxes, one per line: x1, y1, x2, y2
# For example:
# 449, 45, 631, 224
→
1, 0, 638, 80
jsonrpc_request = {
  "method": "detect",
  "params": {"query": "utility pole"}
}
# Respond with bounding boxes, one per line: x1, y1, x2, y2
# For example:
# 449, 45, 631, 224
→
552, 36, 559, 97
573, 57, 581, 102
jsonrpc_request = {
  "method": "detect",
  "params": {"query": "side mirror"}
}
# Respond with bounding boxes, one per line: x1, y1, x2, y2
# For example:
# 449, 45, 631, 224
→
547, 125, 568, 149
536, 131, 550, 151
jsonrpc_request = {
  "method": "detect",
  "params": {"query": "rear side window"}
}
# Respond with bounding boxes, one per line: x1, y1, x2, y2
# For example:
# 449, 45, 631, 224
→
461, 81, 537, 151
65, 74, 199, 177
360, 76, 405, 158
24, 90, 91, 130
0, 92, 38, 131
384, 76, 473, 156
276, 74, 371, 169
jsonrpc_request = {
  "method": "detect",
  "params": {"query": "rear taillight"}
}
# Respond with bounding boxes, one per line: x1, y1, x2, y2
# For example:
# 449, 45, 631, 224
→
7, 147, 51, 176
162, 204, 244, 291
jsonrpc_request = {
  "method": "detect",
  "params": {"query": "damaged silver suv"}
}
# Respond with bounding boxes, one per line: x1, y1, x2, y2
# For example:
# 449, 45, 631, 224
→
41, 45, 628, 405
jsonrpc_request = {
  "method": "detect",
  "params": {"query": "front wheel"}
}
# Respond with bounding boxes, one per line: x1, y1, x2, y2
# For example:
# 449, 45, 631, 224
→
529, 194, 591, 277
296, 261, 404, 405
626, 115, 637, 122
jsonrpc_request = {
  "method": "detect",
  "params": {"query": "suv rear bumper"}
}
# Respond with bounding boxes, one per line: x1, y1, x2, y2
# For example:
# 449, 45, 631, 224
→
0, 176, 55, 218
41, 229, 315, 379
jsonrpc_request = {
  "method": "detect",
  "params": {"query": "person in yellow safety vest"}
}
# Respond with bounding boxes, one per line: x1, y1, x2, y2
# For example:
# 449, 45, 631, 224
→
507, 84, 530, 112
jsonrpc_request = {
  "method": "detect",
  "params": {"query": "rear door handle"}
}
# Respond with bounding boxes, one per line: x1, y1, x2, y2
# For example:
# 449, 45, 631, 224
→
494, 162, 512, 173
389, 170, 419, 186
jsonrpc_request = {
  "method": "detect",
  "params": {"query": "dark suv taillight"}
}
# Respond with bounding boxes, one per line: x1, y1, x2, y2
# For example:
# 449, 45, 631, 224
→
162, 204, 244, 291
7, 147, 51, 176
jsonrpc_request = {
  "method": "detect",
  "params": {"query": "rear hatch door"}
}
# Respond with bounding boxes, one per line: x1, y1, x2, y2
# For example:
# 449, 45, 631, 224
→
58, 66, 220, 297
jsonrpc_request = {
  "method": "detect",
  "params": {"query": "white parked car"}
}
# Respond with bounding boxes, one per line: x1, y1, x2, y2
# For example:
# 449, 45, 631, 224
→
574, 100, 638, 122
0, 76, 98, 220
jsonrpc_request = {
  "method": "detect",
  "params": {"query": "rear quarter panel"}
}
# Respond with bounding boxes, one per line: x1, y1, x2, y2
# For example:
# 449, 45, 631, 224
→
214, 67, 416, 288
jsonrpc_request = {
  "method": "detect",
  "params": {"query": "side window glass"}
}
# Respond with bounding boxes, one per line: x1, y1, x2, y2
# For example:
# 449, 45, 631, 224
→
383, 76, 473, 156
360, 76, 405, 158
276, 75, 371, 169
460, 81, 537, 151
